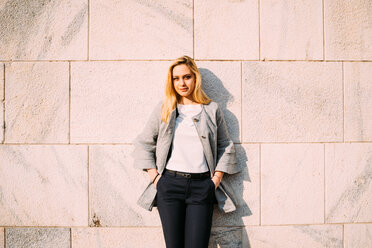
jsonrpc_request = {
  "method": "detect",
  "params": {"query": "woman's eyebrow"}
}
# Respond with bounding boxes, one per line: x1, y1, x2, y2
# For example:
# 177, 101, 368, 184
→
173, 74, 191, 77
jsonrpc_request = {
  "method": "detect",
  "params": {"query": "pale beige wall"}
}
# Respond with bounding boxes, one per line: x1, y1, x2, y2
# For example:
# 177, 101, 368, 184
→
0, 0, 371, 247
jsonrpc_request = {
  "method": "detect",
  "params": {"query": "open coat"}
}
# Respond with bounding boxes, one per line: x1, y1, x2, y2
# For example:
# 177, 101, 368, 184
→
131, 100, 242, 213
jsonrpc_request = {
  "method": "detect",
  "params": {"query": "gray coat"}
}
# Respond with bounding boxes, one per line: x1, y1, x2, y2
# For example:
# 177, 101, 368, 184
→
131, 100, 242, 213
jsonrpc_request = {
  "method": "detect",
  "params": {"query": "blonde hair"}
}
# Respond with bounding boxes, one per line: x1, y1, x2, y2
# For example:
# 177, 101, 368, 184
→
161, 55, 211, 124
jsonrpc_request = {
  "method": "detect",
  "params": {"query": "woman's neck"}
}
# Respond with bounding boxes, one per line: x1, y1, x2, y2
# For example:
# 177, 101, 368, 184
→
178, 97, 198, 105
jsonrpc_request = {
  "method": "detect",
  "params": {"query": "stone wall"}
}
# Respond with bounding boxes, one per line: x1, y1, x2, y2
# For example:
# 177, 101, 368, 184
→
0, 0, 371, 247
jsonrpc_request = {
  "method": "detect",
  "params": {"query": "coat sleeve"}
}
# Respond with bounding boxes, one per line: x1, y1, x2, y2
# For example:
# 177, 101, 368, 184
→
214, 104, 241, 174
131, 101, 162, 171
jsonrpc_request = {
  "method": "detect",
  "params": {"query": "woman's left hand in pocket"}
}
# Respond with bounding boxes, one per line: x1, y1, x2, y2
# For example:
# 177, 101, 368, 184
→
211, 177, 219, 190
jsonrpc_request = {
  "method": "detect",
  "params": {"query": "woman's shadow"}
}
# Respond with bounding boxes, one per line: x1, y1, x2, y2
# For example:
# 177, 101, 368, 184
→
199, 68, 252, 248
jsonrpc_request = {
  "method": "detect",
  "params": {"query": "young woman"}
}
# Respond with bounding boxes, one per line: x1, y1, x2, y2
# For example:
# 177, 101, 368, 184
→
132, 55, 241, 248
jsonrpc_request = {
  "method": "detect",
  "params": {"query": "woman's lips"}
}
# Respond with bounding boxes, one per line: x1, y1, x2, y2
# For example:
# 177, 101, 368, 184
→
180, 88, 188, 91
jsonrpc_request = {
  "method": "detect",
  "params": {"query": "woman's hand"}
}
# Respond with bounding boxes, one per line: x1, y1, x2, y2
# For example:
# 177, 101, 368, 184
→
147, 168, 159, 184
211, 171, 224, 189
211, 177, 219, 189
154, 174, 162, 187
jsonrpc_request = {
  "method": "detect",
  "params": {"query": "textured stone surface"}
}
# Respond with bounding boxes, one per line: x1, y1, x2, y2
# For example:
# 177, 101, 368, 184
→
243, 224, 343, 248
5, 62, 69, 143
0, 63, 3, 143
209, 227, 242, 248
89, 145, 161, 226
324, 0, 372, 60
0, 0, 370, 246
0, 145, 88, 226
212, 144, 259, 226
260, 0, 323, 60
70, 61, 169, 143
325, 143, 372, 223
344, 224, 372, 248
194, 0, 259, 60
0, 0, 88, 60
90, 0, 192, 59
6, 228, 70, 248
242, 61, 343, 142
261, 144, 324, 225
196, 61, 241, 142
72, 227, 165, 248
344, 62, 372, 141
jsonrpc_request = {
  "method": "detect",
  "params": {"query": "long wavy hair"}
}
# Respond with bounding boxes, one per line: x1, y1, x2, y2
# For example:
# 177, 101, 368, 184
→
161, 55, 211, 124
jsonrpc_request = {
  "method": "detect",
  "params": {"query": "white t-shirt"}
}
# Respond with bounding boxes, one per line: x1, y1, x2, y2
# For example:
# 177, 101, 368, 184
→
165, 103, 209, 173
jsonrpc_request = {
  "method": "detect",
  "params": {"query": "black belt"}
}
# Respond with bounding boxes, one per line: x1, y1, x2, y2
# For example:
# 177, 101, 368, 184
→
164, 168, 210, 179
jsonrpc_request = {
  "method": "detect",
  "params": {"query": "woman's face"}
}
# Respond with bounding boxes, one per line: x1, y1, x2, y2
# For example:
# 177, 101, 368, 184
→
172, 64, 195, 100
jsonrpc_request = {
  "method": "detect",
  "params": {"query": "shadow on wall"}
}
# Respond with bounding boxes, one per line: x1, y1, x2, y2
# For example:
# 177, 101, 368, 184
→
200, 68, 252, 248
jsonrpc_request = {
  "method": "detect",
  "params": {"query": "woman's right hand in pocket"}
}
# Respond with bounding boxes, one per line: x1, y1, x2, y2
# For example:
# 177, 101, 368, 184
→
154, 174, 162, 187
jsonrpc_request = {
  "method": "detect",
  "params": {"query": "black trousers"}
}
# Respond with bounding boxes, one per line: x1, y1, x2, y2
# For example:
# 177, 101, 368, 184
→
156, 169, 215, 248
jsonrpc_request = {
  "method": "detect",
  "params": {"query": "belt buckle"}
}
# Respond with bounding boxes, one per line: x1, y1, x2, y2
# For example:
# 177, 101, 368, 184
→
185, 174, 191, 178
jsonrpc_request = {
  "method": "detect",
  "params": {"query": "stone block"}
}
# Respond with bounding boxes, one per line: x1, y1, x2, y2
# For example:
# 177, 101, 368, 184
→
344, 62, 372, 141
209, 226, 242, 248
325, 143, 372, 223
243, 224, 343, 248
260, 0, 323, 60
5, 62, 69, 143
0, 227, 3, 248
324, 0, 372, 60
0, 63, 3, 143
71, 61, 169, 143
72, 227, 164, 248
261, 143, 324, 225
194, 0, 259, 60
6, 228, 70, 248
0, 0, 88, 60
242, 61, 343, 142
0, 145, 88, 226
90, 0, 192, 59
344, 223, 372, 248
